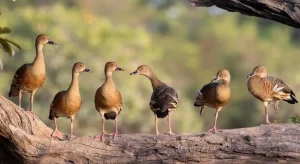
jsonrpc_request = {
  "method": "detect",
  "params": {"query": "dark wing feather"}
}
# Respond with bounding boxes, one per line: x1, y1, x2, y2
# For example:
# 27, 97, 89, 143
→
267, 76, 293, 94
200, 82, 218, 94
150, 85, 179, 118
194, 82, 218, 106
8, 64, 30, 97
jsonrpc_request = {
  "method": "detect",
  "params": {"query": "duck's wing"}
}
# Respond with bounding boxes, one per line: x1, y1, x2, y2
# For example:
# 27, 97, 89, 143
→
150, 85, 179, 116
8, 64, 30, 97
49, 91, 66, 120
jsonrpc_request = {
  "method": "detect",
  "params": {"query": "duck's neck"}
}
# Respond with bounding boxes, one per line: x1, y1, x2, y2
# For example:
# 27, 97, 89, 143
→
220, 79, 230, 87
67, 73, 80, 95
105, 72, 115, 86
148, 74, 165, 90
32, 44, 46, 75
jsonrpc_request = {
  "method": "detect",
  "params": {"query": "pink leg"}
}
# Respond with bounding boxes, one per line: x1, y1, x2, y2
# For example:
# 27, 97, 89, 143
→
200, 105, 205, 115
208, 107, 222, 133
167, 113, 174, 135
27, 91, 37, 120
94, 114, 108, 141
155, 114, 160, 135
274, 100, 279, 113
51, 117, 64, 138
111, 115, 121, 139
263, 102, 270, 124
68, 116, 75, 140
18, 90, 22, 109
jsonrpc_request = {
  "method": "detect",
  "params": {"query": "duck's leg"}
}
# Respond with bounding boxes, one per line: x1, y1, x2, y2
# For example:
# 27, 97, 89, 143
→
111, 115, 120, 139
200, 105, 205, 115
274, 100, 279, 113
68, 116, 75, 140
167, 113, 174, 135
94, 114, 108, 141
208, 107, 222, 133
263, 102, 270, 124
51, 117, 64, 138
27, 90, 37, 120
18, 90, 22, 109
155, 114, 160, 135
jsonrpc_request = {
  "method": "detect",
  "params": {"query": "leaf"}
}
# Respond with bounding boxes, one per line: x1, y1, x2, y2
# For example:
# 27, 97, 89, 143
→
0, 27, 11, 34
0, 38, 15, 56
4, 38, 21, 50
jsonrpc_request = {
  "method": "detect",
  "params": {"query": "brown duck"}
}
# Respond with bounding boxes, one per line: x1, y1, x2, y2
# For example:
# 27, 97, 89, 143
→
49, 62, 92, 139
247, 66, 297, 124
94, 62, 124, 140
194, 69, 231, 133
8, 34, 57, 118
130, 65, 179, 135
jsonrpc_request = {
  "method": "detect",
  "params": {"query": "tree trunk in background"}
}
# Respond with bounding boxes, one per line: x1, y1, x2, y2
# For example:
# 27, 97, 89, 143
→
190, 0, 300, 28
0, 96, 300, 163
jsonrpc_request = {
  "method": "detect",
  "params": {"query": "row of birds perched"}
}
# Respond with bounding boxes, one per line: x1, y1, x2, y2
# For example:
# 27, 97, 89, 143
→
7, 34, 298, 140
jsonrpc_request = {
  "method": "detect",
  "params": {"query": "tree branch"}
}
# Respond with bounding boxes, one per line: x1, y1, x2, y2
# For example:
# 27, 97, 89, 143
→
190, 0, 300, 28
0, 96, 300, 163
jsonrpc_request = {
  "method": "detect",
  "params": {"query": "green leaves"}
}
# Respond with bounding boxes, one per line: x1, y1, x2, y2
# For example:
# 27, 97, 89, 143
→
0, 11, 21, 70
0, 38, 21, 56
0, 27, 11, 34
290, 113, 300, 124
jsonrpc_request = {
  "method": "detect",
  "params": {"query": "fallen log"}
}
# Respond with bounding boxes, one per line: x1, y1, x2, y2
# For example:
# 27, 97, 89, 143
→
0, 96, 299, 163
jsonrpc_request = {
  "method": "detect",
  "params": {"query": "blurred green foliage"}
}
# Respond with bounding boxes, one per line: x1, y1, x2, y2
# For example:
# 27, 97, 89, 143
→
0, 0, 299, 136
290, 113, 300, 123
0, 11, 21, 69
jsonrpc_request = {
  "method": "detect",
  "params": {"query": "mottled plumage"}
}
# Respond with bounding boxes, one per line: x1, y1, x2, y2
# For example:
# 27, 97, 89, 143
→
94, 62, 124, 140
247, 66, 297, 124
49, 62, 91, 139
130, 65, 179, 134
8, 34, 57, 118
194, 69, 231, 133
150, 85, 179, 118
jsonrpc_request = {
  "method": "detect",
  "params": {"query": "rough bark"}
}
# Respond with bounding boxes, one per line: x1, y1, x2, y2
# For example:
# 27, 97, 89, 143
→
0, 96, 300, 164
190, 0, 300, 28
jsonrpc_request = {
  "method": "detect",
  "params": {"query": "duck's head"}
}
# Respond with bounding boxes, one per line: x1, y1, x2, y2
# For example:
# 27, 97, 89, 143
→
211, 69, 231, 83
130, 65, 153, 77
247, 66, 267, 78
104, 62, 125, 73
73, 62, 92, 73
35, 34, 57, 46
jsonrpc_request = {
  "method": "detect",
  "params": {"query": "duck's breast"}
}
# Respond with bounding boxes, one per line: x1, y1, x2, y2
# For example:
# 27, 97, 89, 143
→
21, 65, 46, 91
247, 77, 273, 102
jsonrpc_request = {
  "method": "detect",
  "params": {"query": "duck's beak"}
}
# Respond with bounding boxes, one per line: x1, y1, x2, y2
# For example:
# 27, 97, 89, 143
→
130, 70, 139, 75
115, 67, 125, 71
211, 76, 219, 83
47, 40, 57, 46
84, 68, 92, 73
247, 72, 255, 78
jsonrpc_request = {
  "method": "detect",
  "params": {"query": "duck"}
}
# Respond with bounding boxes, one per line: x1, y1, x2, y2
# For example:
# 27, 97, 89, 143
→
194, 69, 231, 133
94, 62, 124, 141
130, 65, 179, 135
8, 34, 57, 118
49, 62, 92, 139
247, 65, 297, 124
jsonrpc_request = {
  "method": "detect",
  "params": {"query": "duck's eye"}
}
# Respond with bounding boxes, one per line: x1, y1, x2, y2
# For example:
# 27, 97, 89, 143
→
80, 64, 82, 66
43, 36, 45, 39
